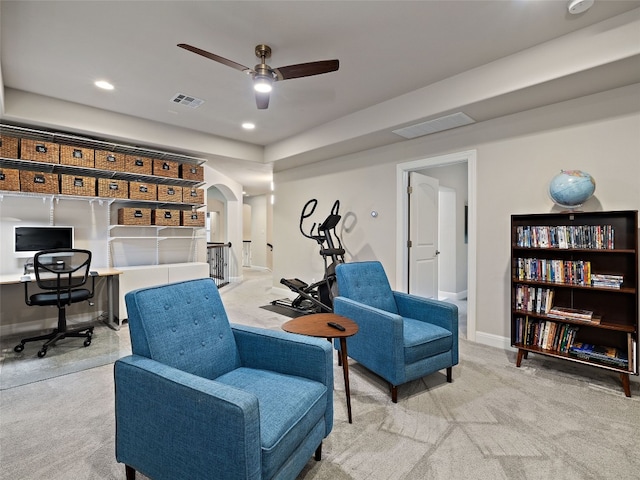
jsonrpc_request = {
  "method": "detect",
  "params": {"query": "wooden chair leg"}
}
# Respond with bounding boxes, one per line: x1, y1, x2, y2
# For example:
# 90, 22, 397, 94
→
125, 465, 136, 480
446, 366, 452, 383
315, 442, 322, 461
621, 373, 631, 397
390, 384, 398, 403
337, 350, 342, 366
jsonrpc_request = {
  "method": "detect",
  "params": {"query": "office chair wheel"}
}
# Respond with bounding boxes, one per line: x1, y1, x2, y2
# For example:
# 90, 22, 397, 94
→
14, 343, 24, 353
37, 348, 47, 358
84, 338, 92, 347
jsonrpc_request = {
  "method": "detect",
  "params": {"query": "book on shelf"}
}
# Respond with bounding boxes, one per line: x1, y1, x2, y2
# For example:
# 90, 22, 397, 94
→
568, 343, 629, 368
547, 305, 598, 323
591, 273, 623, 289
515, 258, 592, 286
515, 316, 579, 353
515, 225, 615, 250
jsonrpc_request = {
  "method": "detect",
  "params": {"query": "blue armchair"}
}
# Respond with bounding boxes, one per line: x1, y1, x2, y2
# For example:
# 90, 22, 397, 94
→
333, 261, 458, 403
114, 278, 333, 480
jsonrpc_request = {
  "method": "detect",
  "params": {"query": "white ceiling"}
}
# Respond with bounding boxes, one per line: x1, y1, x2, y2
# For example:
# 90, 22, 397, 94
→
2, 1, 640, 195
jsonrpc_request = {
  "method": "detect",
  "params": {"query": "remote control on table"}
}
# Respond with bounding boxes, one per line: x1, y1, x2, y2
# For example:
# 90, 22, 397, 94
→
327, 321, 346, 331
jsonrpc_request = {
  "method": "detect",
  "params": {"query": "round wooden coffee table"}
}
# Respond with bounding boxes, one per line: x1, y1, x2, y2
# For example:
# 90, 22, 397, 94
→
282, 313, 358, 423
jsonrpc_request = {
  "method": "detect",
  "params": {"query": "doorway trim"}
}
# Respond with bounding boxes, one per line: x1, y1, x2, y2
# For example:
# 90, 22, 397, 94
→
395, 150, 477, 341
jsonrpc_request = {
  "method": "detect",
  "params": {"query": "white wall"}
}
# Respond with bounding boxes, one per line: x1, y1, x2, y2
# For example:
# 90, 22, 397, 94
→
244, 194, 269, 269
273, 83, 640, 345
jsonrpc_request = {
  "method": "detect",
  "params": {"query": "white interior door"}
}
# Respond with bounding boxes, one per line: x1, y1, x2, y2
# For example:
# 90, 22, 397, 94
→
408, 171, 439, 298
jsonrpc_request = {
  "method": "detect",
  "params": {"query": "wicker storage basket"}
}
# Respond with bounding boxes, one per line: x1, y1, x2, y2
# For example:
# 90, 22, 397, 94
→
157, 185, 183, 203
19, 170, 59, 194
129, 181, 157, 201
153, 159, 179, 178
180, 164, 204, 181
20, 139, 59, 164
124, 154, 153, 175
181, 210, 205, 227
61, 174, 96, 196
183, 187, 204, 205
97, 178, 128, 198
152, 208, 180, 226
0, 168, 21, 191
95, 150, 125, 171
59, 145, 95, 168
0, 135, 19, 158
118, 207, 151, 225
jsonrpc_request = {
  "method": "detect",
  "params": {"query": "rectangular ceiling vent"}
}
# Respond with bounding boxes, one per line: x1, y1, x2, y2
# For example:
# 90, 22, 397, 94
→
170, 93, 205, 109
392, 112, 475, 139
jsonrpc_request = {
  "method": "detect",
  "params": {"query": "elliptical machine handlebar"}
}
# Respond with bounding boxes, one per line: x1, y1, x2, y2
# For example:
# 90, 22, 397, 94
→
300, 198, 342, 242
300, 198, 319, 240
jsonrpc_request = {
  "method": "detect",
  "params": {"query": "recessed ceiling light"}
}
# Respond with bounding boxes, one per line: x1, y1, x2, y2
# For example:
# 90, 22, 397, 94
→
95, 80, 114, 90
242, 122, 256, 130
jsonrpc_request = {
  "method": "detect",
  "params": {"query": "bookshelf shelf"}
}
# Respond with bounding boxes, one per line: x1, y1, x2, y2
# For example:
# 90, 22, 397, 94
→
511, 210, 638, 397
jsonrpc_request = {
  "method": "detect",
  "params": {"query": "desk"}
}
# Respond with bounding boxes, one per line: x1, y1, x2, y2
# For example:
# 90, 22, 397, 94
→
282, 313, 359, 423
0, 268, 122, 330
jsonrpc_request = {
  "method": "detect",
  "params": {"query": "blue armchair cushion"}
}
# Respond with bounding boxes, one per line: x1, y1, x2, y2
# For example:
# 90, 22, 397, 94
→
125, 278, 241, 380
403, 317, 452, 364
217, 367, 328, 480
334, 260, 398, 314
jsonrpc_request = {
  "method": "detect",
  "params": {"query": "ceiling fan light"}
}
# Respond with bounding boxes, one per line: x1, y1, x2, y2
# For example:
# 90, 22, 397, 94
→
254, 76, 273, 93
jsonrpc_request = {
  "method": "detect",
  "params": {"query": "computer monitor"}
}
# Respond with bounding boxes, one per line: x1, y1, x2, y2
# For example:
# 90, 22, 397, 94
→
13, 226, 75, 258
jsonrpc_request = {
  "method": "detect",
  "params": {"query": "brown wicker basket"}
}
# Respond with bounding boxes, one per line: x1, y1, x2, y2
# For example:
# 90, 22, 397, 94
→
181, 210, 205, 227
157, 185, 183, 203
60, 174, 96, 196
152, 208, 180, 226
124, 154, 153, 175
59, 145, 95, 168
95, 150, 125, 171
118, 207, 151, 225
129, 181, 157, 201
153, 159, 179, 178
0, 135, 19, 158
180, 164, 204, 181
19, 170, 59, 194
20, 139, 60, 164
0, 168, 21, 191
183, 187, 204, 205
97, 178, 128, 198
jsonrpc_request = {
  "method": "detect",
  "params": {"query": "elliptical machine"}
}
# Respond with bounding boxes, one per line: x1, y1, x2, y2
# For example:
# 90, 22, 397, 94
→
273, 198, 345, 314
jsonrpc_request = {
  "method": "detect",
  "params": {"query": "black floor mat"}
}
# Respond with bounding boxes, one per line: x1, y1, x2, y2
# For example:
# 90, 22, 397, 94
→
260, 303, 310, 318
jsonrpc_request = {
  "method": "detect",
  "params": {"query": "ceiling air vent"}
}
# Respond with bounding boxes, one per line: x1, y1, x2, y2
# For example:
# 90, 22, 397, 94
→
170, 93, 205, 109
392, 112, 475, 139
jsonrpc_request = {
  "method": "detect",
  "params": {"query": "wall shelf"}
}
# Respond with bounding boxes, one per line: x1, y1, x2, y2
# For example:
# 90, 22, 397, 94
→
1, 124, 207, 167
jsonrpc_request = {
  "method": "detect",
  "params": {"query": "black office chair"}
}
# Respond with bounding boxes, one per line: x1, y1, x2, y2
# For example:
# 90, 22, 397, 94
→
14, 249, 97, 358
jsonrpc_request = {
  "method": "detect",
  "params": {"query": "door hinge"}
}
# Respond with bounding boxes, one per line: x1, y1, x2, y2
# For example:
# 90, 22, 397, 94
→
407, 240, 412, 248
407, 186, 413, 194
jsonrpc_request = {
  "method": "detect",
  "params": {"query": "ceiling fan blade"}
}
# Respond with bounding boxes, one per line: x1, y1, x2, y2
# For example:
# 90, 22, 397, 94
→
256, 91, 270, 110
177, 43, 253, 74
274, 60, 339, 81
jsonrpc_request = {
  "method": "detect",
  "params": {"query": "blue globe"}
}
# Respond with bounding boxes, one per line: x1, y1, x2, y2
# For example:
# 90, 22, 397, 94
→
548, 170, 596, 209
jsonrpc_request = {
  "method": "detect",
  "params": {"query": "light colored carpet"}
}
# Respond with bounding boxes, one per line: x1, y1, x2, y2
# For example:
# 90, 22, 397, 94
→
1, 268, 638, 480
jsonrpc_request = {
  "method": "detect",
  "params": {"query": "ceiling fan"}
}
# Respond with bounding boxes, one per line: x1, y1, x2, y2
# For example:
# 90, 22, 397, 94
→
177, 43, 339, 109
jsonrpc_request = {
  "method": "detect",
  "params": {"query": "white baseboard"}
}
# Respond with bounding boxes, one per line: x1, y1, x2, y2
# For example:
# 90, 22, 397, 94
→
474, 331, 514, 351
247, 265, 270, 272
439, 290, 468, 301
